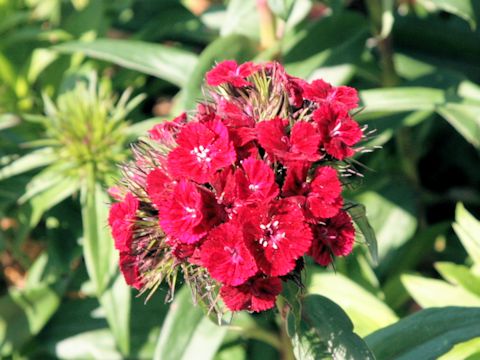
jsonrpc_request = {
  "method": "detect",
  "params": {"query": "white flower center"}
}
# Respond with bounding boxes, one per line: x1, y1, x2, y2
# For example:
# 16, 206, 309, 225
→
190, 145, 212, 163
258, 220, 285, 250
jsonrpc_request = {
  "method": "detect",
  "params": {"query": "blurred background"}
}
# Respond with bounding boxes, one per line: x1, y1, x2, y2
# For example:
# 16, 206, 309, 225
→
1, 0, 480, 359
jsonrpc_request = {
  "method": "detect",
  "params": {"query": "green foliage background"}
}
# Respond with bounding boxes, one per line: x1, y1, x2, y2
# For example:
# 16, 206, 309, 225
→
0, 0, 479, 359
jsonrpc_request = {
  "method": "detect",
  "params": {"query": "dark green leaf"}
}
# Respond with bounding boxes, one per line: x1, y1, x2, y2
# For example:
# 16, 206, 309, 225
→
366, 307, 480, 360
346, 203, 378, 265
52, 39, 198, 87
416, 0, 476, 29
291, 294, 375, 360
153, 286, 227, 360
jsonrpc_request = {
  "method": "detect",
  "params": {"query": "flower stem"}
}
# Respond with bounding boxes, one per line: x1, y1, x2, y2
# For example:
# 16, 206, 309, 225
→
257, 0, 277, 50
276, 296, 296, 360
365, 0, 399, 87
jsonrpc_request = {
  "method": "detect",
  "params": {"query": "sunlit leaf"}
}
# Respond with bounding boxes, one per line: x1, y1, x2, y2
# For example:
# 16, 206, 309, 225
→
366, 307, 480, 360
53, 39, 198, 87
153, 286, 227, 360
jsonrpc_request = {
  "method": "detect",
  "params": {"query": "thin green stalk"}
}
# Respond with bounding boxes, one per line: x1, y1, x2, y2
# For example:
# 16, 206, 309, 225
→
365, 0, 399, 87
276, 296, 296, 360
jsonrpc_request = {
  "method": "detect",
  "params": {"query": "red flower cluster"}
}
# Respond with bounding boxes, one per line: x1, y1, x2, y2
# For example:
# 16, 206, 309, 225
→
108, 61, 364, 313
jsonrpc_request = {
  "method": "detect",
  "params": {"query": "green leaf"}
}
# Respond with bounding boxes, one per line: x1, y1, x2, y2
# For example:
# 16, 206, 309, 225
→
124, 117, 168, 141
346, 203, 378, 265
359, 87, 445, 117
439, 338, 480, 360
181, 34, 257, 110
354, 180, 417, 267
437, 103, 480, 149
0, 282, 64, 356
153, 286, 227, 360
282, 11, 369, 79
0, 147, 56, 181
453, 203, 480, 265
416, 0, 476, 29
291, 294, 375, 360
98, 273, 131, 356
401, 274, 480, 307
0, 114, 20, 131
366, 307, 480, 360
220, 0, 259, 39
435, 262, 480, 297
308, 272, 398, 336
81, 179, 130, 355
52, 39, 198, 87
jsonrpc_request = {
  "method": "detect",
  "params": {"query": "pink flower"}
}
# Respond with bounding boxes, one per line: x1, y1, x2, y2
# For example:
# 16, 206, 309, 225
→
108, 192, 139, 253
148, 113, 187, 143
146, 167, 175, 209
236, 157, 279, 204
308, 210, 356, 266
206, 60, 259, 87
306, 166, 343, 219
119, 252, 143, 290
220, 276, 282, 312
257, 118, 321, 162
201, 222, 258, 286
158, 179, 220, 244
303, 79, 359, 110
167, 120, 236, 183
313, 104, 363, 160
242, 200, 312, 276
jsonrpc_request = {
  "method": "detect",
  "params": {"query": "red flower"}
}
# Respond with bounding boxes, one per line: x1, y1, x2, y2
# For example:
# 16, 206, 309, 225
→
146, 167, 175, 209
242, 200, 312, 276
303, 79, 359, 110
148, 113, 187, 142
313, 104, 363, 160
206, 60, 258, 87
159, 180, 219, 244
108, 192, 139, 253
257, 118, 321, 162
236, 157, 279, 204
306, 166, 343, 219
308, 210, 356, 266
119, 252, 143, 290
168, 120, 236, 183
201, 222, 258, 286
220, 276, 282, 312
282, 161, 309, 196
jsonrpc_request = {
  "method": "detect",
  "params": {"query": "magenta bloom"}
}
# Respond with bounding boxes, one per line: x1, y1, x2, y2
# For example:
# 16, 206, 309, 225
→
303, 79, 359, 110
220, 276, 282, 312
108, 60, 370, 314
243, 200, 312, 276
309, 210, 356, 266
108, 192, 139, 253
257, 118, 321, 162
159, 179, 217, 244
119, 252, 143, 290
313, 104, 363, 160
168, 120, 236, 183
201, 221, 258, 286
306, 166, 343, 219
206, 60, 259, 87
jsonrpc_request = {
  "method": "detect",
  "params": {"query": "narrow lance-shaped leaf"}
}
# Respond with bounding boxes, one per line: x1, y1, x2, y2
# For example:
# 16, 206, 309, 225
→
366, 307, 480, 360
453, 202, 480, 265
81, 173, 130, 355
0, 147, 56, 181
346, 203, 378, 265
289, 294, 375, 360
154, 286, 227, 360
52, 39, 198, 87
